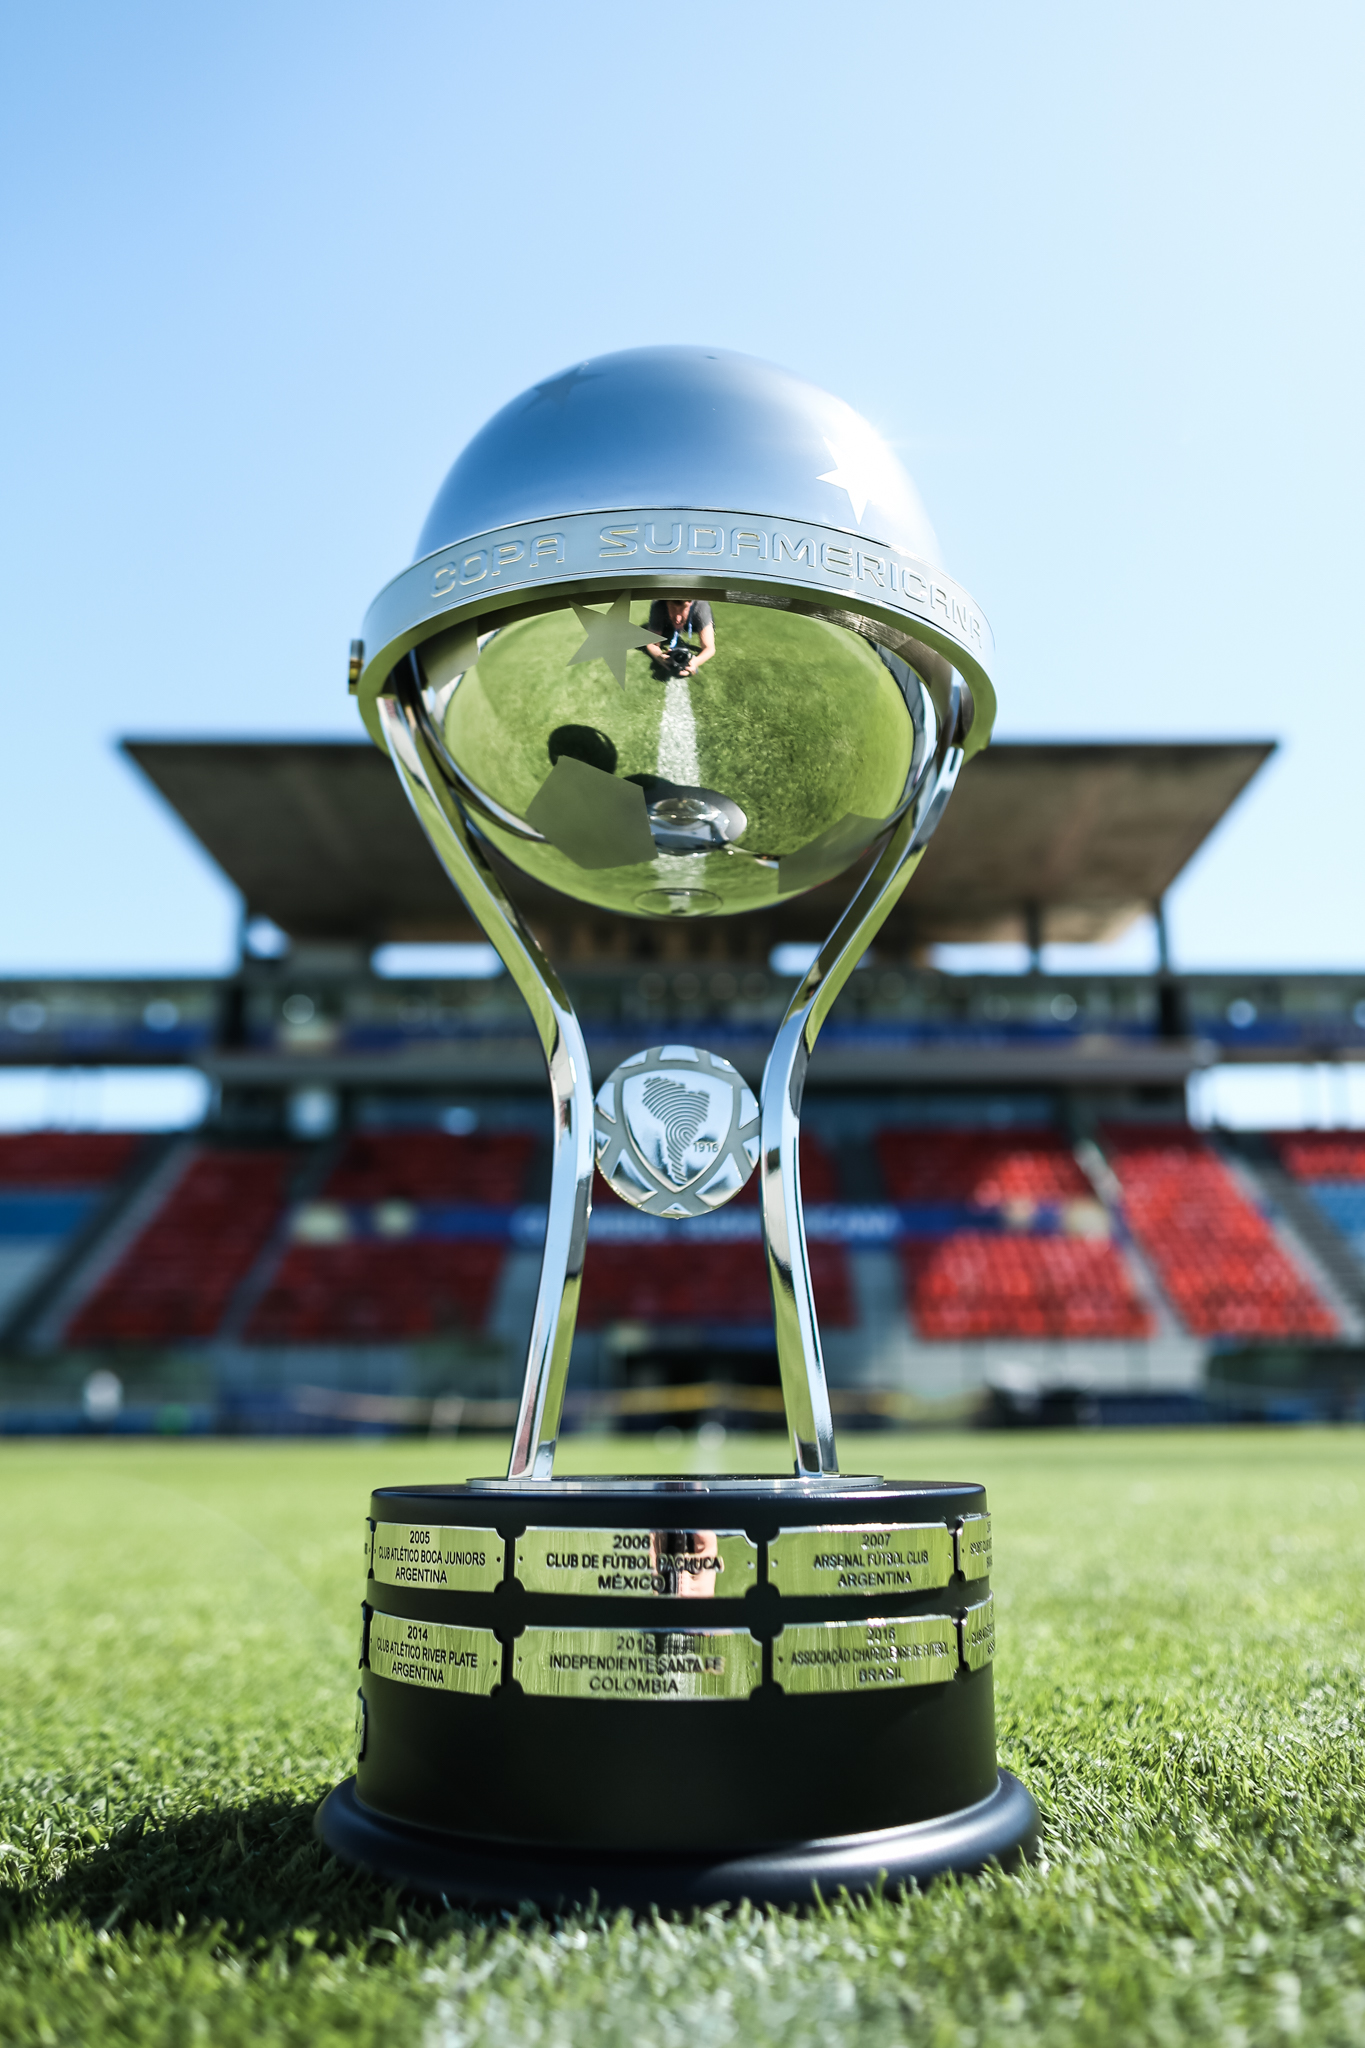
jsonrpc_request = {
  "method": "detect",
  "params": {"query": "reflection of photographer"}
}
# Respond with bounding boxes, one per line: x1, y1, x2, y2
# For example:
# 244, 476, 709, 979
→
651, 1529, 720, 1600
644, 598, 716, 681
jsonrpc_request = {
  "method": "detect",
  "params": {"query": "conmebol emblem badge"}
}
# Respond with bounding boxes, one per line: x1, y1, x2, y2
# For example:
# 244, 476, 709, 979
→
594, 1046, 759, 1217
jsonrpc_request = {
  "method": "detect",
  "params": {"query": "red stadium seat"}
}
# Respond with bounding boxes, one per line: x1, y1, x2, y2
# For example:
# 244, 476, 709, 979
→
875, 1127, 1149, 1339
248, 1240, 503, 1342
577, 1240, 854, 1328
0, 1132, 141, 1187
69, 1149, 292, 1343
1273, 1132, 1365, 1183
322, 1130, 533, 1205
241, 1131, 532, 1341
876, 1128, 1090, 1206
902, 1232, 1151, 1340
746, 1133, 839, 1205
1102, 1125, 1336, 1339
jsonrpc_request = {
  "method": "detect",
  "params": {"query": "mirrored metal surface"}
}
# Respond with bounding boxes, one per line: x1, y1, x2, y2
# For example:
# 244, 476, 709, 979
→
515, 1527, 758, 1599
370, 1522, 505, 1593
357, 349, 993, 1483
365, 1610, 500, 1696
514, 1625, 762, 1700
414, 599, 931, 919
413, 348, 945, 568
354, 349, 998, 757
594, 1045, 759, 1216
772, 1617, 958, 1696
768, 1523, 955, 1597
760, 682, 967, 1475
957, 1514, 994, 1581
377, 682, 593, 1483
960, 1595, 996, 1672
458, 1474, 887, 1494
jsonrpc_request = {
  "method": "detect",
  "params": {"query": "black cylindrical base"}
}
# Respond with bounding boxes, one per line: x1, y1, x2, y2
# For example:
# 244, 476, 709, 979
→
316, 1769, 1040, 1911
319, 1473, 1036, 1906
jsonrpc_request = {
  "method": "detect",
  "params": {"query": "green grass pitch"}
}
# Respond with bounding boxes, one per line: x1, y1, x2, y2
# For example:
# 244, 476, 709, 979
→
2, 1428, 1363, 2043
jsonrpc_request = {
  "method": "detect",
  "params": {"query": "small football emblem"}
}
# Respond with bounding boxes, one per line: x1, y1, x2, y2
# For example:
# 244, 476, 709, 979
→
594, 1046, 760, 1217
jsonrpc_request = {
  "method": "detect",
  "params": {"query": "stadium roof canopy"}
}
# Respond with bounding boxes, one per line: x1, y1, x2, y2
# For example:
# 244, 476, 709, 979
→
122, 737, 1273, 955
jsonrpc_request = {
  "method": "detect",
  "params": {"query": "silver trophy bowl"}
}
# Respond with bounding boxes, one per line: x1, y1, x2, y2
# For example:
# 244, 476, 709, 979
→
350, 345, 996, 1478
319, 348, 1039, 1912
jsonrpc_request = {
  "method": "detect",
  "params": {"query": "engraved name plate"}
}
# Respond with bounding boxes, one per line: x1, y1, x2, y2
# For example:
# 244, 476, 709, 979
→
371, 1522, 504, 1593
956, 1514, 993, 1581
768, 1522, 954, 1596
961, 1595, 996, 1672
366, 1610, 500, 1695
773, 1615, 958, 1695
516, 1527, 757, 1599
514, 1626, 762, 1700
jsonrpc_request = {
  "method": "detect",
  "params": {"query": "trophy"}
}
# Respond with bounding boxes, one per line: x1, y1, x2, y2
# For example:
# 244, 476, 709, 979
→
316, 347, 1039, 1906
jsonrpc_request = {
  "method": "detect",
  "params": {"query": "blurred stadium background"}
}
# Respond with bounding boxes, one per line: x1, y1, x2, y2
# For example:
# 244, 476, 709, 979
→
4, 729, 1365, 1437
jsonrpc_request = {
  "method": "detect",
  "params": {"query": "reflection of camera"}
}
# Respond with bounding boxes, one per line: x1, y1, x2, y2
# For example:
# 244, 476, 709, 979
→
654, 640, 696, 678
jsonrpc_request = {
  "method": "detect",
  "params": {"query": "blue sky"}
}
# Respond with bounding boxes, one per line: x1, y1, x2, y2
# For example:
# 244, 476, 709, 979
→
3, 1, 1362, 976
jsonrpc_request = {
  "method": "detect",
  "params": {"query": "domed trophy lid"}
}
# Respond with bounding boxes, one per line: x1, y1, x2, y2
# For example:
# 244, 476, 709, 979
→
353, 346, 994, 924
412, 344, 945, 567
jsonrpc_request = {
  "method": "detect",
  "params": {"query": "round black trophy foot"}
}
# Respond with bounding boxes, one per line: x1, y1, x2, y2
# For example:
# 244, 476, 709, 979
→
316, 1769, 1039, 1912
320, 1475, 1034, 1913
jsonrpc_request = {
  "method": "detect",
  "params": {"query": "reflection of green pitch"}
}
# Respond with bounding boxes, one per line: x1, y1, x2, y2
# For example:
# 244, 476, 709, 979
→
443, 601, 913, 916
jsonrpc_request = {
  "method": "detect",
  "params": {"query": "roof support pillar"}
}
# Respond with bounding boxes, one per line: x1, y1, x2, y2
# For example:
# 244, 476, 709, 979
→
1024, 900, 1043, 974
1152, 895, 1185, 1038
1152, 895, 1172, 974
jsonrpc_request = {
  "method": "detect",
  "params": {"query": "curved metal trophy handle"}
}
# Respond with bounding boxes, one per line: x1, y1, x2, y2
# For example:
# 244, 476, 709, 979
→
381, 653, 965, 1485
377, 665, 594, 1480
761, 682, 968, 1477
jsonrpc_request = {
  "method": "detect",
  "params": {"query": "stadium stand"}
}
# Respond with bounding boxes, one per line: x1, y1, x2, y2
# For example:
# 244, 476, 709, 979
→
1101, 1125, 1336, 1338
245, 1131, 533, 1342
321, 1130, 533, 1206
5, 1109, 1358, 1410
1274, 1134, 1365, 1182
0, 1134, 142, 1186
905, 1233, 1151, 1340
876, 1127, 1091, 1207
248, 1239, 505, 1341
69, 1149, 293, 1343
12, 735, 1365, 1429
577, 1240, 855, 1329
0, 1132, 145, 1327
876, 1126, 1150, 1339
580, 1133, 850, 1328
1271, 1132, 1365, 1270
800, 1143, 840, 1205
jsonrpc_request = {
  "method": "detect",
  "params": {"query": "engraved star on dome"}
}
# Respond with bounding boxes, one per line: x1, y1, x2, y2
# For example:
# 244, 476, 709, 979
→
567, 596, 655, 688
817, 437, 880, 525
523, 362, 601, 411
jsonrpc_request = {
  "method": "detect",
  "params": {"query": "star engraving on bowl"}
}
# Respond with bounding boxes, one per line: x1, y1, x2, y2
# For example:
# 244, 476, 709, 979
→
567, 596, 657, 688
816, 432, 899, 527
521, 361, 602, 411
